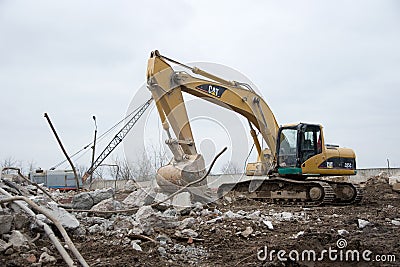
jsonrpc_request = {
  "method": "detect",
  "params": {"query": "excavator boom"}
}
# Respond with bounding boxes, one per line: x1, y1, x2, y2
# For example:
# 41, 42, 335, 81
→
147, 50, 279, 169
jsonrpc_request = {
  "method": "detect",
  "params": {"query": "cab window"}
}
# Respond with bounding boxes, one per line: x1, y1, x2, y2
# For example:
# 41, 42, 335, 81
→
278, 128, 297, 167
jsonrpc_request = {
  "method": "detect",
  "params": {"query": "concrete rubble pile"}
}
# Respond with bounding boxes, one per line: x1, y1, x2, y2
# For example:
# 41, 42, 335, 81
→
0, 171, 399, 266
0, 173, 214, 265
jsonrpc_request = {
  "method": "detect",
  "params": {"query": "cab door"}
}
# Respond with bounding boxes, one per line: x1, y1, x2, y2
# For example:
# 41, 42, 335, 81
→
299, 125, 322, 165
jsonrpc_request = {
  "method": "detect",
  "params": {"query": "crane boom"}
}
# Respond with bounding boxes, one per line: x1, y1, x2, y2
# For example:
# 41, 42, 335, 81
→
82, 98, 153, 182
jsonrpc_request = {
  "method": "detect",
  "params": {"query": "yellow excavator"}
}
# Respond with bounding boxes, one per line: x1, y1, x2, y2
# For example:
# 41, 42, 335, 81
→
146, 50, 362, 206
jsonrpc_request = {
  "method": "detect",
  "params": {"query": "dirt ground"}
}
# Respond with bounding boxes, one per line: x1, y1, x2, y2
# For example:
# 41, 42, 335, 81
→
1, 175, 399, 267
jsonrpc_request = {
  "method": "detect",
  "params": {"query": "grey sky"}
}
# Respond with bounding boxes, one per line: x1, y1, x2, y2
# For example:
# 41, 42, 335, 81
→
0, 0, 399, 172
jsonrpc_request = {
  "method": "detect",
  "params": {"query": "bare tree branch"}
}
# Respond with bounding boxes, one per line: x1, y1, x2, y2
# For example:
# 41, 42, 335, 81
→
221, 161, 241, 174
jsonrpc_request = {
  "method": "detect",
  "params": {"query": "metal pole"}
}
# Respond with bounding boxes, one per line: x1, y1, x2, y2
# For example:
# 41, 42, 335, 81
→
98, 164, 119, 193
114, 165, 119, 194
109, 164, 119, 207
44, 113, 80, 189
90, 116, 97, 184
387, 158, 390, 175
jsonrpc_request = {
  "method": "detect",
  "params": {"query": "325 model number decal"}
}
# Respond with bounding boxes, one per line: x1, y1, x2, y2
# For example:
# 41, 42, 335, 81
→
344, 162, 352, 169
195, 84, 227, 98
318, 158, 355, 170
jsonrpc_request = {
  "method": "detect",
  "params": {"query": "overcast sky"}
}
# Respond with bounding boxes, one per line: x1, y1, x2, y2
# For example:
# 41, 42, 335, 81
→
1, 0, 399, 173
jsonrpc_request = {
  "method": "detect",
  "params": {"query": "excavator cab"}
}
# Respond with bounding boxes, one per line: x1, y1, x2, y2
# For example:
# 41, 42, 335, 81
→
276, 123, 356, 177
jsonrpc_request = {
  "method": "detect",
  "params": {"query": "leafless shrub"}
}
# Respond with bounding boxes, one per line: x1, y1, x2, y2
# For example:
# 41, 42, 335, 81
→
221, 161, 241, 174
1, 157, 23, 174
109, 145, 168, 181
110, 155, 133, 180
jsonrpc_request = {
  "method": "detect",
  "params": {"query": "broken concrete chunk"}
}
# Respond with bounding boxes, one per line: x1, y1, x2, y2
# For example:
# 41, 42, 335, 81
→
90, 188, 114, 205
388, 176, 400, 185
72, 192, 94, 210
154, 192, 171, 206
246, 210, 261, 220
13, 213, 29, 230
241, 226, 253, 238
0, 239, 12, 252
156, 234, 171, 245
134, 206, 158, 235
179, 207, 192, 216
41, 247, 52, 254
102, 220, 114, 231
199, 209, 210, 216
163, 208, 177, 217
83, 216, 106, 226
181, 229, 199, 238
30, 196, 48, 205
4, 247, 14, 255
192, 202, 203, 212
123, 180, 138, 192
262, 220, 274, 230
91, 198, 121, 212
136, 206, 156, 221
223, 210, 243, 219
338, 229, 349, 236
113, 217, 136, 231
358, 219, 372, 229
223, 210, 235, 219
123, 188, 155, 207
87, 224, 105, 234
292, 231, 305, 239
391, 219, 400, 226
178, 217, 196, 230
73, 226, 87, 237
273, 212, 294, 221
172, 192, 192, 210
25, 185, 37, 192
235, 210, 246, 216
158, 246, 167, 257
206, 216, 223, 224
39, 251, 56, 263
392, 183, 400, 192
131, 240, 142, 252
43, 202, 79, 230
0, 215, 13, 234
127, 227, 144, 236
223, 196, 232, 203
9, 230, 29, 250
88, 224, 103, 234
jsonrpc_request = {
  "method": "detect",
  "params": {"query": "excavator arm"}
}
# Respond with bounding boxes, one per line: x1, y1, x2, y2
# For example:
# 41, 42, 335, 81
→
146, 50, 279, 189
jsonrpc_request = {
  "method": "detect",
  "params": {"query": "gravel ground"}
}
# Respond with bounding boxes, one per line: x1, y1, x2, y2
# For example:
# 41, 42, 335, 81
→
0, 175, 399, 267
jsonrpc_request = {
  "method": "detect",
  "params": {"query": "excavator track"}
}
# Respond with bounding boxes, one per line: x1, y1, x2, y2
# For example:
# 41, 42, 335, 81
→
314, 180, 363, 205
218, 177, 363, 206
217, 178, 335, 207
